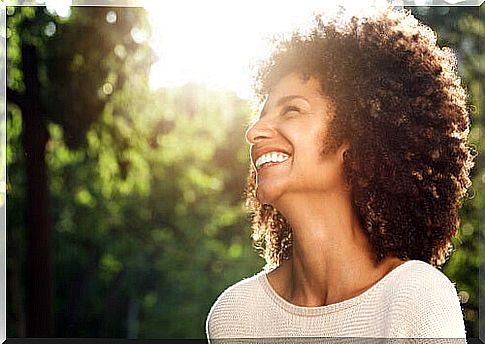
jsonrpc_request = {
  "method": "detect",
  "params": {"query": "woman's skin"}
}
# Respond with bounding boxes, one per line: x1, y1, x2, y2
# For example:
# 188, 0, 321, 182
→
246, 73, 404, 308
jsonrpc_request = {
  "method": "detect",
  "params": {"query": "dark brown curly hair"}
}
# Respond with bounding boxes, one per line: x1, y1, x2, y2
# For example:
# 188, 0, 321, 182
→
245, 7, 474, 270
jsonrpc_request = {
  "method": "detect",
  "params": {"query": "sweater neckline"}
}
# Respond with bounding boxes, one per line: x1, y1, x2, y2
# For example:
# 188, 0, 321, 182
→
258, 259, 420, 317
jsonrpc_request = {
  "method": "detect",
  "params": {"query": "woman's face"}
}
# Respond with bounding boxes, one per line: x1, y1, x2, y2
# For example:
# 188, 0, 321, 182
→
246, 73, 348, 206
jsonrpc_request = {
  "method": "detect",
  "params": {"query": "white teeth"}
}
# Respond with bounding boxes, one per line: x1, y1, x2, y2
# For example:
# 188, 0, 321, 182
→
255, 152, 289, 169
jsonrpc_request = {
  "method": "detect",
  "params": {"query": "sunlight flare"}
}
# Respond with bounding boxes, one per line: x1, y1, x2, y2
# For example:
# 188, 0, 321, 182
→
143, 0, 391, 99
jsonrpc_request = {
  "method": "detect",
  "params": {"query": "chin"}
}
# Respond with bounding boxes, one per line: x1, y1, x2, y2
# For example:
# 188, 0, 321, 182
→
256, 184, 283, 207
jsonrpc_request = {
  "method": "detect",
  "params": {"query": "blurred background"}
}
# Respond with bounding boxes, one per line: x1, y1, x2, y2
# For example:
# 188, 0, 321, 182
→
5, 2, 483, 339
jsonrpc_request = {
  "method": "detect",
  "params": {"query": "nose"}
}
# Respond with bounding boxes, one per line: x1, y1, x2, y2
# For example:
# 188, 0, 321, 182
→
245, 117, 277, 145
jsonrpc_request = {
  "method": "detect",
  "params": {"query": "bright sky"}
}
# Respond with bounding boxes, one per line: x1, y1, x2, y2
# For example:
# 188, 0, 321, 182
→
142, 0, 391, 99
43, 0, 392, 99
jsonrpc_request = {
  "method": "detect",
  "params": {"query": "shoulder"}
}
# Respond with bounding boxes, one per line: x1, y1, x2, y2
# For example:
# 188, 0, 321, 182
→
388, 260, 462, 304
206, 271, 267, 339
385, 260, 466, 338
388, 260, 457, 291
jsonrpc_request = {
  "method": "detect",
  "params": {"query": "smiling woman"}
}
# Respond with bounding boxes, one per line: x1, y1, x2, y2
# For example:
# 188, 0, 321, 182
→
206, 5, 474, 341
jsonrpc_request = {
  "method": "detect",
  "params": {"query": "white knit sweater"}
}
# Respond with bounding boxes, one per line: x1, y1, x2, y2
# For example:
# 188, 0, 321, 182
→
206, 260, 466, 341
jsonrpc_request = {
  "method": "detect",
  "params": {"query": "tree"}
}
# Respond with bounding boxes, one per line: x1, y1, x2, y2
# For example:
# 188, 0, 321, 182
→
6, 6, 153, 336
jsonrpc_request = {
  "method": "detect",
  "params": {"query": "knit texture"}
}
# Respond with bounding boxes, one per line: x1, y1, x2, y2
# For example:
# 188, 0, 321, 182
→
206, 260, 466, 342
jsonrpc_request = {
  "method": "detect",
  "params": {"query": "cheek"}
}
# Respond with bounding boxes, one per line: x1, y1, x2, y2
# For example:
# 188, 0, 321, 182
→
304, 152, 345, 188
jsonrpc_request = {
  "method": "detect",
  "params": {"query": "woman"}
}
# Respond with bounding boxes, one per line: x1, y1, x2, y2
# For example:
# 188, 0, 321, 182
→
206, 6, 473, 340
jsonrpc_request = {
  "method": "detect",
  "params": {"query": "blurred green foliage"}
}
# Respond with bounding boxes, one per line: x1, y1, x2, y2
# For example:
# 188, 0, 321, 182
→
6, 5, 483, 339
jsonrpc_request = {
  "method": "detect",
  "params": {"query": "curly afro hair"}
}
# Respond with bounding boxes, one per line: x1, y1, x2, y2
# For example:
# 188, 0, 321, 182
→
245, 7, 475, 270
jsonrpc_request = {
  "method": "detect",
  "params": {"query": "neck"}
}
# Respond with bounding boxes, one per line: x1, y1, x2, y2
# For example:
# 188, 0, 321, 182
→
268, 190, 402, 307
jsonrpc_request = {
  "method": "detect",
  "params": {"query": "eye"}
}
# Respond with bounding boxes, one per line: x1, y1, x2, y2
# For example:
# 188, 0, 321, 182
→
281, 105, 301, 116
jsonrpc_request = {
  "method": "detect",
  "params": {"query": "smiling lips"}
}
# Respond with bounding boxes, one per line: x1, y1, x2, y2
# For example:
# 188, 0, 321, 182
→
254, 151, 290, 170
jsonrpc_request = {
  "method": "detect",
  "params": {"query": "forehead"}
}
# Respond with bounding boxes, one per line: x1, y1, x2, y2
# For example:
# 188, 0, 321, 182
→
260, 73, 327, 114
273, 73, 321, 93
264, 73, 323, 105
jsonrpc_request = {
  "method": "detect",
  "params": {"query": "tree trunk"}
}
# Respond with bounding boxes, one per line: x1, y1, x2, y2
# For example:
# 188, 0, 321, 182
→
8, 250, 26, 337
21, 42, 54, 337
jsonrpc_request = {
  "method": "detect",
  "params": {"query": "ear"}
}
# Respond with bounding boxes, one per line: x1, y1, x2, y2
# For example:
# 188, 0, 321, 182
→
337, 142, 352, 191
337, 142, 350, 164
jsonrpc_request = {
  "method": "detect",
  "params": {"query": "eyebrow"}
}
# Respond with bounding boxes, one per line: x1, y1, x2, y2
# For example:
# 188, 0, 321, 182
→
260, 95, 310, 118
